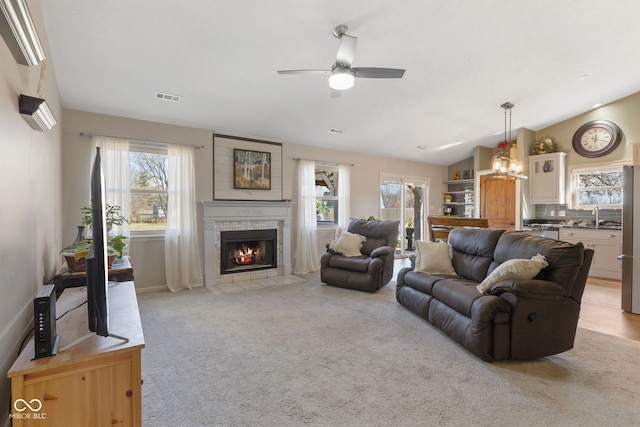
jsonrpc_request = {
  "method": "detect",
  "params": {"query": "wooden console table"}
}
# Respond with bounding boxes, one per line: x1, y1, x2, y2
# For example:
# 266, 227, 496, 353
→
52, 256, 134, 293
8, 281, 145, 426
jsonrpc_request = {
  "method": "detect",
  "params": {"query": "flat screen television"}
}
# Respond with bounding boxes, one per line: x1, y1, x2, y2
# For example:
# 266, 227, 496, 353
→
86, 146, 109, 337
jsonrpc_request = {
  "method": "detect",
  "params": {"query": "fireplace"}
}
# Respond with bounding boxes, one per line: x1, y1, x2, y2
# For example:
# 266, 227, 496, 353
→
202, 200, 292, 287
220, 229, 277, 275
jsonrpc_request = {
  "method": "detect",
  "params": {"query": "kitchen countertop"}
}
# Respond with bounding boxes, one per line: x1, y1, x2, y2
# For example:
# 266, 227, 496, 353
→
522, 219, 621, 231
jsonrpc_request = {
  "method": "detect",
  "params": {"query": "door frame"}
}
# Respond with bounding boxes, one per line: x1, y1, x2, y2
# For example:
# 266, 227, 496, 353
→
379, 173, 430, 257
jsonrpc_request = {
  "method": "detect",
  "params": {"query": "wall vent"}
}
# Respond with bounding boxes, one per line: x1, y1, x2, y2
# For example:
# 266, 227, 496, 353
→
155, 92, 181, 102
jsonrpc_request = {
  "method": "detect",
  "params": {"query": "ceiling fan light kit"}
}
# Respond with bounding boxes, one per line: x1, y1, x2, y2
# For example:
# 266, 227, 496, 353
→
278, 24, 405, 91
329, 69, 354, 90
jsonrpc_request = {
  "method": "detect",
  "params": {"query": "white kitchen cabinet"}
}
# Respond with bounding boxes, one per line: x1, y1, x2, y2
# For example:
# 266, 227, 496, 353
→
529, 152, 566, 204
559, 228, 621, 280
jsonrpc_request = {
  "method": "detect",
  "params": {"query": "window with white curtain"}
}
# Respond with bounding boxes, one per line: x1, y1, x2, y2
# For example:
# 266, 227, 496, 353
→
570, 164, 623, 208
129, 142, 169, 233
315, 166, 339, 224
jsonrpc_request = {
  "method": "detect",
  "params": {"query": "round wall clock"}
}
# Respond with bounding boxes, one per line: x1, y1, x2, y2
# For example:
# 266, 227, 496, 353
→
572, 120, 622, 158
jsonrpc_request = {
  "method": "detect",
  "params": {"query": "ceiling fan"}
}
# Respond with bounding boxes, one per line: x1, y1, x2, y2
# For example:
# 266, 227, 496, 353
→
277, 24, 405, 91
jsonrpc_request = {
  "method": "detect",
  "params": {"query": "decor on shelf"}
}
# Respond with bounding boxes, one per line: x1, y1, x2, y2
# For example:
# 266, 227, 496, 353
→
488, 102, 527, 180
0, 0, 46, 66
443, 194, 452, 203
530, 138, 559, 155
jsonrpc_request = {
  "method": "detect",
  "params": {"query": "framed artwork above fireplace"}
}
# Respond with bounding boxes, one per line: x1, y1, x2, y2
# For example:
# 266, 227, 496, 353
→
213, 134, 283, 200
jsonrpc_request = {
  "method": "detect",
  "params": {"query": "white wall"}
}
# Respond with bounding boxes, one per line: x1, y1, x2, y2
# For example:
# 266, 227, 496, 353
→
61, 110, 448, 291
0, 0, 63, 419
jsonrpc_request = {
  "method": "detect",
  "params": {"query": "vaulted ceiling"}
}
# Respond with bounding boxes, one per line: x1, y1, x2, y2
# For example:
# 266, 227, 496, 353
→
40, 0, 640, 165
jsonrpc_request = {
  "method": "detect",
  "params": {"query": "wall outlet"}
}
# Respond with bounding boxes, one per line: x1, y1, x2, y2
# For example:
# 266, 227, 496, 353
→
559, 210, 566, 216
549, 211, 555, 216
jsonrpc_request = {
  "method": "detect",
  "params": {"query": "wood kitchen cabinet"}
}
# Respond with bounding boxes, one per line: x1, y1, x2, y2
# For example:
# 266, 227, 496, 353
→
480, 175, 516, 229
559, 228, 621, 280
529, 152, 566, 204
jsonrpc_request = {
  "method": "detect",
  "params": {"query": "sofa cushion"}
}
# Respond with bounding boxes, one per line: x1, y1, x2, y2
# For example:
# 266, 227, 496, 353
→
431, 278, 486, 318
414, 241, 455, 274
328, 255, 370, 272
347, 218, 400, 256
476, 254, 549, 294
329, 228, 366, 257
448, 228, 505, 283
493, 232, 584, 294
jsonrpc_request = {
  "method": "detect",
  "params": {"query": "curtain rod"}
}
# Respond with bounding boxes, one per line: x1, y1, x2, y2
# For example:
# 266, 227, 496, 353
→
290, 157, 354, 167
79, 132, 204, 149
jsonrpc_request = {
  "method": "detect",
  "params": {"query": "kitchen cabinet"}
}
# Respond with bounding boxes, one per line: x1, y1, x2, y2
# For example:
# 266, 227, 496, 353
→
443, 179, 475, 217
529, 152, 566, 204
559, 228, 621, 280
480, 175, 516, 229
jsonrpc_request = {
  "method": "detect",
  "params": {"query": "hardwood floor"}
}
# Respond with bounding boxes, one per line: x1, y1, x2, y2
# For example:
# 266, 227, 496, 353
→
393, 259, 640, 342
579, 277, 640, 342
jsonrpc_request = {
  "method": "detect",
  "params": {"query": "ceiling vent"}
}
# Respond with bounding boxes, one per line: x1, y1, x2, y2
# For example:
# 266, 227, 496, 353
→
155, 92, 181, 103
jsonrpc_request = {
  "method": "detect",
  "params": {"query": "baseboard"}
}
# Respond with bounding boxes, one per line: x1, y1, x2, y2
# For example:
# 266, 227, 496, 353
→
135, 284, 169, 294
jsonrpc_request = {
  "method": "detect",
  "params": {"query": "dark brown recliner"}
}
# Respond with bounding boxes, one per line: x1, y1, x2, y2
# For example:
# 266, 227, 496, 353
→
320, 218, 399, 292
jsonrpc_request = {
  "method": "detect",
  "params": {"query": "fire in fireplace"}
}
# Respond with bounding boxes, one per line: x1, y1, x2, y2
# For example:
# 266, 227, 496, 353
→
220, 229, 277, 274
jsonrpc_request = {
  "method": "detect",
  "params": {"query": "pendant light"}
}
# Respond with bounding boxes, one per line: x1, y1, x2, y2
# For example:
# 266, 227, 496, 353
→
489, 102, 527, 179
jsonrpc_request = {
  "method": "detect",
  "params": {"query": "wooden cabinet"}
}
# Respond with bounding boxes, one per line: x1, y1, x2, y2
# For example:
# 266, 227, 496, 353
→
442, 179, 475, 217
529, 152, 566, 204
559, 228, 622, 280
8, 282, 144, 426
480, 175, 516, 229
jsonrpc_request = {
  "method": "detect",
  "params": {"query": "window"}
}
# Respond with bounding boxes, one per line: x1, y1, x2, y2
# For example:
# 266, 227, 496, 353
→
129, 143, 169, 232
571, 164, 623, 208
315, 166, 339, 224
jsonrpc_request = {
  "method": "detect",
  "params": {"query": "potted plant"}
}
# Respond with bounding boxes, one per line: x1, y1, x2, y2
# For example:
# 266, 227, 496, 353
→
406, 217, 414, 237
61, 204, 129, 271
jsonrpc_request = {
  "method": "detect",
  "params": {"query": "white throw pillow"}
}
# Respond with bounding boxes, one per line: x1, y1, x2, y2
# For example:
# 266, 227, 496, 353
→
476, 253, 549, 294
329, 228, 366, 257
413, 240, 455, 275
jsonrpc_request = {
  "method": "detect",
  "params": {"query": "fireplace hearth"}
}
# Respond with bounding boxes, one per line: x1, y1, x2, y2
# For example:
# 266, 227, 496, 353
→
221, 229, 277, 274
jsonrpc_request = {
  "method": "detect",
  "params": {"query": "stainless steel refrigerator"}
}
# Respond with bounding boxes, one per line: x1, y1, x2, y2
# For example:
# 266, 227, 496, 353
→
621, 165, 639, 313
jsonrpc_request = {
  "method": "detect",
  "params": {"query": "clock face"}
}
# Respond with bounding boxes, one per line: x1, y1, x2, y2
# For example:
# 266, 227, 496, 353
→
572, 120, 622, 158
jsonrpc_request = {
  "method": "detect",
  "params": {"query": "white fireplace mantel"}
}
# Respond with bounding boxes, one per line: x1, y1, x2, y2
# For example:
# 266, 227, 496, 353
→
202, 200, 292, 286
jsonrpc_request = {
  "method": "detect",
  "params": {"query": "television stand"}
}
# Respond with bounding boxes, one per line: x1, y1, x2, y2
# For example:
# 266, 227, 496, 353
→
59, 330, 129, 353
7, 281, 144, 426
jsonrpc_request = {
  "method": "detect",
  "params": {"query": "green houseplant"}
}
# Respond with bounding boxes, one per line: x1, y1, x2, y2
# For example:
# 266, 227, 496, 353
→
61, 204, 129, 270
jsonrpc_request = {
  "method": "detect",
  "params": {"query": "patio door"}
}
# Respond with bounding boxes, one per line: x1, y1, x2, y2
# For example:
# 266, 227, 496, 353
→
380, 175, 428, 257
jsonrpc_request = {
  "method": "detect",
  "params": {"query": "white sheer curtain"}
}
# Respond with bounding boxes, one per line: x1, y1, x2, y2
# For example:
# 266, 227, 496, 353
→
165, 144, 203, 292
93, 136, 130, 238
338, 163, 351, 228
294, 160, 320, 274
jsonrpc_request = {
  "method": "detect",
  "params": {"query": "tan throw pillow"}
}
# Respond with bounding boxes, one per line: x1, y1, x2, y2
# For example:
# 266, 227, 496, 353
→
477, 254, 549, 294
413, 240, 455, 275
329, 228, 366, 257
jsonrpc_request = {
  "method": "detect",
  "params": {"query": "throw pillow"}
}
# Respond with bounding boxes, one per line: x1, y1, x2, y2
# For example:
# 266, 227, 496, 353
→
329, 228, 366, 257
413, 240, 455, 275
476, 253, 549, 294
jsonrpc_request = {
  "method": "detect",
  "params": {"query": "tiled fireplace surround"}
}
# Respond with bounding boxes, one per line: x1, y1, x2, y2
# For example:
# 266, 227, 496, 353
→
202, 201, 292, 287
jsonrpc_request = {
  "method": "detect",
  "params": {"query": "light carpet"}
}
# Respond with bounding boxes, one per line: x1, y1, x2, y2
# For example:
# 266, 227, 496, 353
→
137, 274, 640, 426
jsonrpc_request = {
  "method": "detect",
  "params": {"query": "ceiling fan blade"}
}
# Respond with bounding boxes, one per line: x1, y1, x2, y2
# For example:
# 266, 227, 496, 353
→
352, 67, 405, 78
277, 69, 331, 75
336, 35, 357, 67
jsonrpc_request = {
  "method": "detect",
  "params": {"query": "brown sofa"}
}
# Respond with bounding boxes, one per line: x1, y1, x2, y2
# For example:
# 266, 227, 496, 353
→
321, 218, 399, 292
396, 228, 594, 361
